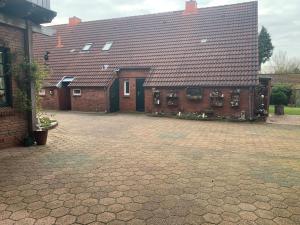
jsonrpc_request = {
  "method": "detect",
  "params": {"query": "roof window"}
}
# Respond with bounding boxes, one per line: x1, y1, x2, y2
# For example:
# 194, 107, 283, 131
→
201, 39, 207, 43
82, 43, 93, 51
63, 77, 75, 82
56, 76, 75, 88
102, 41, 113, 51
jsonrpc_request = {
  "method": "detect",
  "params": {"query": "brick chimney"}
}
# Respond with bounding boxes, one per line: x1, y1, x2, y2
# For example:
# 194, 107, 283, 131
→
56, 34, 64, 48
183, 0, 198, 15
69, 16, 82, 26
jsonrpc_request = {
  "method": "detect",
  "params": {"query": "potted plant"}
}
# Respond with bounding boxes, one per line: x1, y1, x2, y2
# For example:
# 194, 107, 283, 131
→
34, 114, 58, 145
14, 60, 58, 146
271, 91, 287, 115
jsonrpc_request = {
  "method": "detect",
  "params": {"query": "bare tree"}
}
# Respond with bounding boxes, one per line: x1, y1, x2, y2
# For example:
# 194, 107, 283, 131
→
289, 58, 300, 74
271, 51, 300, 74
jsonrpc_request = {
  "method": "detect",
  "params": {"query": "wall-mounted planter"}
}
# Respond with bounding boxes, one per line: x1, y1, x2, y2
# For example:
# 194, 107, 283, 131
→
167, 90, 179, 106
230, 89, 240, 107
153, 89, 161, 105
210, 89, 224, 107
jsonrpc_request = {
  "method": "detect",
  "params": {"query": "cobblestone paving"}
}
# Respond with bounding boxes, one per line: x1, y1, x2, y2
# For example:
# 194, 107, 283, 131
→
1, 112, 300, 225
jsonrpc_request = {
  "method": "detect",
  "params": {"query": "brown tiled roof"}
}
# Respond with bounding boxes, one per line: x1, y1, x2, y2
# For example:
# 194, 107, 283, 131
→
33, 1, 258, 88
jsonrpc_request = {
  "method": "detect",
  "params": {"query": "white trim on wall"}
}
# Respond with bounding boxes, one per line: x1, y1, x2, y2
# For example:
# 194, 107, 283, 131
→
73, 89, 82, 96
124, 80, 130, 96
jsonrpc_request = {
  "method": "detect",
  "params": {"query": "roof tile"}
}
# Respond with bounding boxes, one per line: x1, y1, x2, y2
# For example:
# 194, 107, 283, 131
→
33, 1, 258, 87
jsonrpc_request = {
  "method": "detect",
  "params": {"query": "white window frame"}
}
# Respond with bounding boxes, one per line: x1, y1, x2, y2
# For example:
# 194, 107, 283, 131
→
39, 89, 46, 96
102, 41, 113, 51
82, 43, 93, 51
124, 80, 130, 96
73, 89, 82, 96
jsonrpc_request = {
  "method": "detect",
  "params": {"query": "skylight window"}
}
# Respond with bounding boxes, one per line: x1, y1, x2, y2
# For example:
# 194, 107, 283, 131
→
201, 39, 208, 43
82, 43, 93, 51
102, 41, 113, 51
63, 77, 75, 82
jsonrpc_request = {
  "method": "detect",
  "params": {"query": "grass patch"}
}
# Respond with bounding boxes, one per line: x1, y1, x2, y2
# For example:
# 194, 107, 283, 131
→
269, 105, 300, 115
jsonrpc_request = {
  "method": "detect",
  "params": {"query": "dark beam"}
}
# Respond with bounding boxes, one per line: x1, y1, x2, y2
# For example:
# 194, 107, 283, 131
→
0, 12, 55, 36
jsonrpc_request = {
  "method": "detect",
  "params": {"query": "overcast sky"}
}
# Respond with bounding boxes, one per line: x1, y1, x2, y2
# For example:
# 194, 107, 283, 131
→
50, 0, 300, 63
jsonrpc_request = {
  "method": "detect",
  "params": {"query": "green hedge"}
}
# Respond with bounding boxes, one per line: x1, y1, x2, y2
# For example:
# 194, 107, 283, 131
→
270, 84, 292, 105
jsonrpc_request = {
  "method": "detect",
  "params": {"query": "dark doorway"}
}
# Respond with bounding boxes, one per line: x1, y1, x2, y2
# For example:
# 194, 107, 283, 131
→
58, 82, 71, 110
136, 78, 145, 112
110, 79, 120, 112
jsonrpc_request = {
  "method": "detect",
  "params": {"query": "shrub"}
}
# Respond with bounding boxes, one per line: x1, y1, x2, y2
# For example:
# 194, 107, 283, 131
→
270, 84, 292, 105
271, 91, 288, 105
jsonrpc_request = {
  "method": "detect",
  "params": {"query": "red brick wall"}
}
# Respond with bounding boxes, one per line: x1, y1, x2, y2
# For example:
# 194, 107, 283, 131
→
40, 88, 59, 110
41, 87, 107, 112
0, 24, 28, 149
0, 110, 27, 149
71, 88, 107, 112
118, 70, 148, 112
145, 87, 255, 119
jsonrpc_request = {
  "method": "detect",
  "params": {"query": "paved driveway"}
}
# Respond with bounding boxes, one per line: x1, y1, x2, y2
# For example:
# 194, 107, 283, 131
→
0, 112, 300, 225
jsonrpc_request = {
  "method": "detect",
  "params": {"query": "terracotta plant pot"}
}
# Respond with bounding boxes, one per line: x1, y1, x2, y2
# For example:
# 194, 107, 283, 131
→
33, 130, 48, 145
275, 105, 284, 115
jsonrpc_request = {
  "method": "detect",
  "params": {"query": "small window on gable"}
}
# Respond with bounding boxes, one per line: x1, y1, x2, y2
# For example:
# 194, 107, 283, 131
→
73, 89, 82, 96
82, 43, 93, 51
124, 80, 130, 96
39, 89, 46, 96
102, 41, 113, 51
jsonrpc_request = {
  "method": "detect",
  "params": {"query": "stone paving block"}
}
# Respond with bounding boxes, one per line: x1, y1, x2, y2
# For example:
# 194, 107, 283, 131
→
0, 112, 299, 225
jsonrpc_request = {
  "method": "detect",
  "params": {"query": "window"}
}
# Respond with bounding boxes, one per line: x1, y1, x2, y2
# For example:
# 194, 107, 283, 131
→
62, 77, 75, 82
82, 43, 93, 51
73, 89, 82, 96
0, 48, 10, 107
39, 89, 46, 96
102, 41, 113, 51
210, 89, 224, 107
101, 65, 109, 71
124, 80, 130, 96
56, 76, 74, 88
186, 87, 203, 100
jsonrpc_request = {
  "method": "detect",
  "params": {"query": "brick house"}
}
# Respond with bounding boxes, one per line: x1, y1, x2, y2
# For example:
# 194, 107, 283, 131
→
0, 0, 56, 149
34, 1, 268, 120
